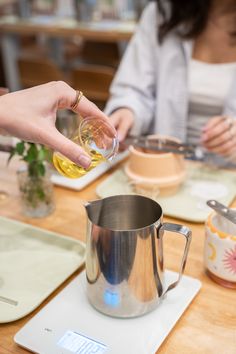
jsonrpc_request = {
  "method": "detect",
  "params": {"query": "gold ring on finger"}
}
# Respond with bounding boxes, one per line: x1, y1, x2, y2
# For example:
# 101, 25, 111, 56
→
71, 90, 84, 111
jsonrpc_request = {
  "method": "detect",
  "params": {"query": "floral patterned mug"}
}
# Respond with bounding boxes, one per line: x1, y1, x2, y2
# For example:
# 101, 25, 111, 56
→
205, 210, 236, 288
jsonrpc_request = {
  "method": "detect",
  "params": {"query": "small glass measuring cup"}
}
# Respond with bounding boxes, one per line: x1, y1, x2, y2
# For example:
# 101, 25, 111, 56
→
53, 116, 119, 178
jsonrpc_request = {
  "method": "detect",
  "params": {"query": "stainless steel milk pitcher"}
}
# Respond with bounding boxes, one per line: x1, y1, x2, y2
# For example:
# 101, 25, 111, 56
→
85, 194, 191, 318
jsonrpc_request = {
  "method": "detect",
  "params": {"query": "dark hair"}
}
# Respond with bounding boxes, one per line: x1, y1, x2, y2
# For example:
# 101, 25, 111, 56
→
156, 0, 211, 42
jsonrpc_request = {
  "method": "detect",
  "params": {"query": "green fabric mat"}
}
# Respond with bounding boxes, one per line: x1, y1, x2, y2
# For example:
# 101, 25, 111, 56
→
0, 216, 85, 323
96, 164, 236, 223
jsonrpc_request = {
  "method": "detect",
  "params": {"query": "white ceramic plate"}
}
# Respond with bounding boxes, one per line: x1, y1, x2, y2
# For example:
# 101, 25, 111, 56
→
51, 150, 129, 190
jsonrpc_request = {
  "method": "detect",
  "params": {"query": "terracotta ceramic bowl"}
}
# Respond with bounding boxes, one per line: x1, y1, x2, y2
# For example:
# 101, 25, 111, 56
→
124, 135, 186, 196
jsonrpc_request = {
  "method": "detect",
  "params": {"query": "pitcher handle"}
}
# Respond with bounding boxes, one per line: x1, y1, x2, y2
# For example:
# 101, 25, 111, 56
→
158, 223, 192, 296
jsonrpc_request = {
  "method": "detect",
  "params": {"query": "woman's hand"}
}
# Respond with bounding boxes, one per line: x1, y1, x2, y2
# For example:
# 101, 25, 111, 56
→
109, 108, 135, 142
0, 81, 110, 168
201, 115, 236, 159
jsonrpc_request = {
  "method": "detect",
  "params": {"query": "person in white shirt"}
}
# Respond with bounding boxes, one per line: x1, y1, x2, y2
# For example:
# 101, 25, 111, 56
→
105, 0, 236, 160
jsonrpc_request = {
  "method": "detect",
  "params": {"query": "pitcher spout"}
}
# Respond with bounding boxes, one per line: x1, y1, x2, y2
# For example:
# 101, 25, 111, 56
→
83, 200, 91, 211
83, 198, 104, 224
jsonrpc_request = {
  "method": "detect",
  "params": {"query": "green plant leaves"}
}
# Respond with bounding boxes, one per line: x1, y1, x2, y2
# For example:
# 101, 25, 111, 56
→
7, 141, 50, 178
38, 162, 46, 176
15, 141, 25, 155
7, 141, 25, 164
7, 149, 15, 165
27, 143, 38, 162
38, 148, 47, 161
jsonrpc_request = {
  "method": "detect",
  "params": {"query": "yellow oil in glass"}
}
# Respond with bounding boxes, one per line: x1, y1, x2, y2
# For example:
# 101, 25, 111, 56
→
53, 149, 106, 178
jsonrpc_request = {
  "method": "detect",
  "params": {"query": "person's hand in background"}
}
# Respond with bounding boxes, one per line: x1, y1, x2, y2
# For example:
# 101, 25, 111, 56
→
201, 115, 236, 160
0, 81, 110, 168
109, 108, 135, 142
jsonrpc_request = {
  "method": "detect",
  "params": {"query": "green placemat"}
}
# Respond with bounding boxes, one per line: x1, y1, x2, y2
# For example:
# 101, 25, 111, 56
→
0, 216, 85, 323
96, 164, 236, 223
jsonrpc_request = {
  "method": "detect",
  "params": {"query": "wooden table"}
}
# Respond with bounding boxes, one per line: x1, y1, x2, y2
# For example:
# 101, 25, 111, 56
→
0, 15, 135, 91
0, 152, 235, 354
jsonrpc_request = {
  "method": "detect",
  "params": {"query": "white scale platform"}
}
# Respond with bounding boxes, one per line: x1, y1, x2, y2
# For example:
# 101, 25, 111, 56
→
15, 271, 201, 354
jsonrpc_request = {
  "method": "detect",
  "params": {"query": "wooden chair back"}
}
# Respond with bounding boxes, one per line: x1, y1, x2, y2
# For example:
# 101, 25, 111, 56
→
81, 41, 120, 68
18, 57, 64, 88
71, 64, 115, 107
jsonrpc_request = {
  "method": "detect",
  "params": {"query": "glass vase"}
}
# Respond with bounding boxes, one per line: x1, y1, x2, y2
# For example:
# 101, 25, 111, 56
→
17, 168, 55, 218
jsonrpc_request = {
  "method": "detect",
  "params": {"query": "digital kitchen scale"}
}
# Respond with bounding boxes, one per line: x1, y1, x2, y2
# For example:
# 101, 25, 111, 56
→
14, 271, 201, 354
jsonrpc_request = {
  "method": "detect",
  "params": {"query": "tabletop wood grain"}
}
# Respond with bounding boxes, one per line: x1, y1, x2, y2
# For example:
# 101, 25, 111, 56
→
0, 152, 235, 354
